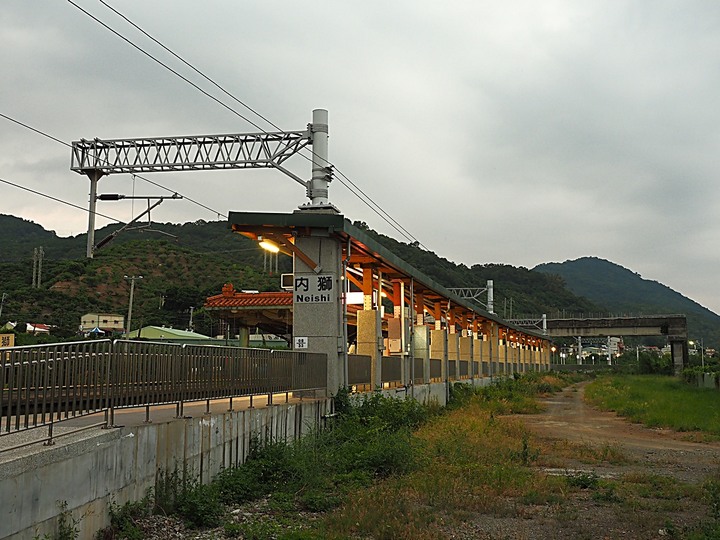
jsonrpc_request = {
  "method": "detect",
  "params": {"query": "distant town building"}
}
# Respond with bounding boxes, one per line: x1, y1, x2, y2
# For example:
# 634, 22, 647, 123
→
80, 313, 125, 335
127, 325, 210, 341
26, 323, 52, 335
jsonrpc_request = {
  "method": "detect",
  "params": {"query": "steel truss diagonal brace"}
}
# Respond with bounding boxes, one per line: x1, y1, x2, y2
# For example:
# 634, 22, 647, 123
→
70, 130, 312, 177
448, 288, 488, 302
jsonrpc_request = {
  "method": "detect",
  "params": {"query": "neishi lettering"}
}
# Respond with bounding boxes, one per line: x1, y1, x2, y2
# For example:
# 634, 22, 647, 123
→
295, 293, 331, 302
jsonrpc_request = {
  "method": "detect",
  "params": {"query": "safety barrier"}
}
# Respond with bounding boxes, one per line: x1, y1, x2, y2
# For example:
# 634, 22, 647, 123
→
0, 339, 326, 437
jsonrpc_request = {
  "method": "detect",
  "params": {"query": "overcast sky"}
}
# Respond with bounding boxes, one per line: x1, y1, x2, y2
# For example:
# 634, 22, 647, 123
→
2, 1, 720, 313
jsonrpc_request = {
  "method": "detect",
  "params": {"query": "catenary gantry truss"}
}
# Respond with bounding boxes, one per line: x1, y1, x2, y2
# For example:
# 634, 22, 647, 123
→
71, 130, 311, 178
71, 109, 332, 258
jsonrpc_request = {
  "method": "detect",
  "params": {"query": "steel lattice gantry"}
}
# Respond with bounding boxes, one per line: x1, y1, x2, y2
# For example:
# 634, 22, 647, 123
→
70, 130, 311, 175
71, 109, 333, 258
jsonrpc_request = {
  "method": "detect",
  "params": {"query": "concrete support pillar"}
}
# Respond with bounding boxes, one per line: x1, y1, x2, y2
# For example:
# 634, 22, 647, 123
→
448, 332, 459, 381
459, 335, 471, 380
362, 267, 374, 309
470, 319, 479, 378
499, 330, 510, 375
430, 329, 447, 381
415, 292, 424, 326
237, 326, 249, 348
413, 325, 430, 384
670, 340, 687, 375
357, 310, 382, 388
488, 322, 498, 377
473, 335, 484, 377
293, 233, 343, 395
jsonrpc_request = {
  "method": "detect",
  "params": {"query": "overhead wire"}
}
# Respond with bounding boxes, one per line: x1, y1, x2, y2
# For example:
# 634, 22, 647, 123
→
0, 111, 228, 219
78, 0, 427, 248
93, 0, 425, 247
0, 176, 123, 223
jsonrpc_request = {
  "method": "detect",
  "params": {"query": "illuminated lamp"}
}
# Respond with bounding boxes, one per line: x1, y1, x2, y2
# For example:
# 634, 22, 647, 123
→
258, 237, 280, 253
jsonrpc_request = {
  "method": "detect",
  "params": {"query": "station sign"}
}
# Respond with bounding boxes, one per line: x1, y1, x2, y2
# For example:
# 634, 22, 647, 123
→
0, 334, 15, 348
293, 274, 336, 304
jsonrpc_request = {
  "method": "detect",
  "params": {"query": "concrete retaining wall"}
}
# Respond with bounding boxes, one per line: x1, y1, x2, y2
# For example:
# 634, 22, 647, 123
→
2, 399, 331, 540
3, 377, 500, 539
692, 373, 719, 390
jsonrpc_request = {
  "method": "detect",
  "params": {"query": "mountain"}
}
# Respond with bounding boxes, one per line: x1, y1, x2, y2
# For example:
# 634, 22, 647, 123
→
355, 223, 601, 317
534, 257, 720, 347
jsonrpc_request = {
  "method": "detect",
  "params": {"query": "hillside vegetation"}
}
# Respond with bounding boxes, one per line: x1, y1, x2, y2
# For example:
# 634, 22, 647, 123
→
535, 257, 720, 347
0, 214, 716, 346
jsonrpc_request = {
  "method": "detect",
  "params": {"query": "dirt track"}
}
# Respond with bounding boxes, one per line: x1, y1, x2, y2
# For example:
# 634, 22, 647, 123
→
455, 382, 720, 539
521, 382, 720, 483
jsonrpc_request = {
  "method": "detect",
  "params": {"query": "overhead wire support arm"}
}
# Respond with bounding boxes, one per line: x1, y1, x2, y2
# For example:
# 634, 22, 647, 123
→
73, 110, 332, 259
94, 195, 178, 251
70, 130, 312, 176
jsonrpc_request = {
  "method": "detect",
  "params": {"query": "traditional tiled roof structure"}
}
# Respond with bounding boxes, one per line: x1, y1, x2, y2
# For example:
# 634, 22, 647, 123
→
204, 283, 292, 310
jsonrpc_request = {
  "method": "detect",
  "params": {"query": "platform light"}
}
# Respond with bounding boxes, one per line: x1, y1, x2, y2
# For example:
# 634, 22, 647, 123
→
258, 238, 280, 253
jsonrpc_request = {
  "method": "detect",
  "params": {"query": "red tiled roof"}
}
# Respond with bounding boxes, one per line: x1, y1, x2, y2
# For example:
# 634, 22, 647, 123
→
205, 284, 292, 309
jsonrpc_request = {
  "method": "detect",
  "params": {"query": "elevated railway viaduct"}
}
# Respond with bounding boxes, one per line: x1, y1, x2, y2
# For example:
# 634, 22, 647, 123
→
543, 315, 688, 372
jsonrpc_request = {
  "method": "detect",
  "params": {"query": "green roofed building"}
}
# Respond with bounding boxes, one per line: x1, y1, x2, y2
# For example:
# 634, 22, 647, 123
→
127, 326, 210, 342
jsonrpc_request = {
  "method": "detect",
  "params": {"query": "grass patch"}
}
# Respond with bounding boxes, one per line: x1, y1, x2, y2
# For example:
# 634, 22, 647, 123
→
585, 374, 720, 436
538, 439, 631, 466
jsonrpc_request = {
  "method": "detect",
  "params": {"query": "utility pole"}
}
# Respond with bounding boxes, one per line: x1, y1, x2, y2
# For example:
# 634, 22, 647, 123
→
37, 247, 43, 288
188, 306, 194, 332
124, 275, 143, 338
0, 293, 6, 321
32, 247, 45, 288
32, 248, 37, 288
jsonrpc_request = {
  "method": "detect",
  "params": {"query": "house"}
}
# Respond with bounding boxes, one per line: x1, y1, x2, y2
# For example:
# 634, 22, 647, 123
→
80, 313, 125, 335
26, 323, 51, 335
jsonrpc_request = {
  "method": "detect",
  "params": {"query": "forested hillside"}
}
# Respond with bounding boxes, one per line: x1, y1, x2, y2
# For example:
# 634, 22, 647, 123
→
358, 223, 600, 317
1, 214, 715, 347
535, 257, 720, 346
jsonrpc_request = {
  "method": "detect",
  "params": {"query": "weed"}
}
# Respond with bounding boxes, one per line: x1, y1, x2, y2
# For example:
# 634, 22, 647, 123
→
510, 434, 539, 466
267, 491, 296, 513
174, 480, 224, 528
705, 478, 720, 521
95, 495, 151, 539
223, 521, 243, 538
235, 517, 282, 540
520, 489, 563, 505
54, 501, 79, 540
566, 471, 599, 490
585, 375, 720, 436
592, 482, 623, 503
299, 490, 340, 512
155, 467, 224, 528
447, 382, 476, 409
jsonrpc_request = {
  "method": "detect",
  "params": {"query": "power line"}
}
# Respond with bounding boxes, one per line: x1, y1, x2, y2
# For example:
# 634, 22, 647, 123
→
80, 0, 426, 248
0, 111, 228, 219
66, 0, 267, 134
0, 176, 124, 223
96, 0, 281, 134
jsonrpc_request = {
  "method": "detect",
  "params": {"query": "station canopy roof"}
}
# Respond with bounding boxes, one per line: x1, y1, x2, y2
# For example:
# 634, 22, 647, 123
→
226, 211, 548, 344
